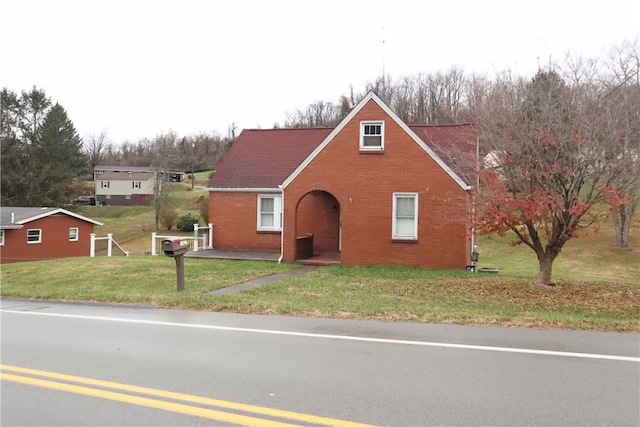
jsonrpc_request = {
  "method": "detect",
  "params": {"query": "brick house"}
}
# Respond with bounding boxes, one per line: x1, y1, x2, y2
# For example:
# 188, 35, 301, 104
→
208, 92, 479, 269
0, 207, 103, 264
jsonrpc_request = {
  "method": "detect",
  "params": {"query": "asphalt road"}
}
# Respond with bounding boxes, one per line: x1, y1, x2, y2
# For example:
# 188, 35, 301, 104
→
1, 298, 638, 426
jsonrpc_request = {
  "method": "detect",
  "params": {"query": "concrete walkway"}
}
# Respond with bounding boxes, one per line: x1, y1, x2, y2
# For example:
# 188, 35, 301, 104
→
186, 248, 280, 262
208, 265, 317, 296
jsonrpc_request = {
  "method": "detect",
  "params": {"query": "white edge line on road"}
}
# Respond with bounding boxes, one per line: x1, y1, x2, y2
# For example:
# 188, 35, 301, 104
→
2, 309, 638, 363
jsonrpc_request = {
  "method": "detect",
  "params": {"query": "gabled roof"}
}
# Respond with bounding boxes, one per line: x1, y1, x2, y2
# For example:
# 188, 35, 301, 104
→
0, 207, 103, 229
208, 128, 333, 190
95, 165, 153, 173
283, 92, 476, 190
98, 171, 154, 181
95, 166, 182, 175
208, 92, 479, 191
409, 123, 479, 186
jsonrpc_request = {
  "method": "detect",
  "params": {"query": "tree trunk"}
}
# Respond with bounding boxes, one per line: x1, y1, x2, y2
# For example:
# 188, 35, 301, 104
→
613, 203, 635, 248
537, 253, 555, 286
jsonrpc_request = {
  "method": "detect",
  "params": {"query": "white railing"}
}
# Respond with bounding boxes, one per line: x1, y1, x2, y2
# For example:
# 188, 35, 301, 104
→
90, 233, 129, 257
193, 223, 213, 251
151, 223, 212, 255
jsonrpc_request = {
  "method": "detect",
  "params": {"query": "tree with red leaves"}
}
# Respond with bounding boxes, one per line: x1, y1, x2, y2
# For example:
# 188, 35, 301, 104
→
473, 62, 638, 286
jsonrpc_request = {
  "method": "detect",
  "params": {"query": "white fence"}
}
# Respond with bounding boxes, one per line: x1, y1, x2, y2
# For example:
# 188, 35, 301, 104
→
90, 233, 129, 257
150, 223, 213, 256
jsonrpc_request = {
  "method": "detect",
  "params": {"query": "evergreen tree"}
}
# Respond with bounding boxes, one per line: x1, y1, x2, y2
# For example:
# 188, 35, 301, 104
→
35, 103, 87, 206
0, 87, 87, 206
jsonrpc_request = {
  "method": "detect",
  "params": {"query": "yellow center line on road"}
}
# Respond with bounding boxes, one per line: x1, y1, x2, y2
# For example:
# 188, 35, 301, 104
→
1, 365, 376, 427
2, 372, 296, 427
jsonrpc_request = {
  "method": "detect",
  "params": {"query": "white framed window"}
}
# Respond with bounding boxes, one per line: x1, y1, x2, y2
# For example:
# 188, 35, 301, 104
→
360, 121, 384, 150
0, 230, 4, 246
393, 193, 418, 240
132, 181, 141, 189
69, 227, 79, 241
27, 229, 42, 244
257, 195, 282, 231
101, 180, 110, 188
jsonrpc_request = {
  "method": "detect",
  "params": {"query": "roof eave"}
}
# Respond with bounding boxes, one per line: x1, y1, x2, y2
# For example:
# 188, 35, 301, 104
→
207, 187, 283, 193
16, 208, 103, 226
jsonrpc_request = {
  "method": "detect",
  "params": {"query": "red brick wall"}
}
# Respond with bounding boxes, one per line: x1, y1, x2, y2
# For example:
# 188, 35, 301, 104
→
209, 192, 281, 250
283, 100, 471, 269
0, 215, 96, 263
296, 191, 340, 253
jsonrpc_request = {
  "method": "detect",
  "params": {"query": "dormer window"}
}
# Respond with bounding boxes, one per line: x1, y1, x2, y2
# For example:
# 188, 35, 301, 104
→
360, 121, 384, 151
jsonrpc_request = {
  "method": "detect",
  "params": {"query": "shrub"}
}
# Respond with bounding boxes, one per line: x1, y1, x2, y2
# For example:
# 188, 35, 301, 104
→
177, 213, 199, 232
159, 206, 178, 230
198, 195, 209, 224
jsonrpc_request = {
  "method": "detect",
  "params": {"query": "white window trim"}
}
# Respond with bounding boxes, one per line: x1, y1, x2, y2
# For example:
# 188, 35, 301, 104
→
27, 228, 42, 244
0, 230, 4, 246
69, 227, 79, 241
392, 192, 418, 240
257, 195, 282, 231
360, 120, 384, 151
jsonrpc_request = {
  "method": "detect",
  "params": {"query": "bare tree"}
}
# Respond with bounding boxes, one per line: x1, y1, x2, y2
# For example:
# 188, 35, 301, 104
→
285, 100, 344, 128
151, 131, 180, 231
601, 40, 640, 247
84, 131, 110, 176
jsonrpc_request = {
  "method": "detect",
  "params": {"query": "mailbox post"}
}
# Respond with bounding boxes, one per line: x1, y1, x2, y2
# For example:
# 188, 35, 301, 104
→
162, 239, 188, 292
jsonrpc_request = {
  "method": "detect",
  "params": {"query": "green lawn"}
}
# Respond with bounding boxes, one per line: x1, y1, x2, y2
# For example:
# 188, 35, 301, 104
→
3, 188, 638, 332
477, 228, 639, 284
1, 251, 638, 332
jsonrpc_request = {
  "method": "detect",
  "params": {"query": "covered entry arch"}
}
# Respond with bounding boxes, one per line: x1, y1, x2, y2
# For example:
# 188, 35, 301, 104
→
293, 190, 341, 263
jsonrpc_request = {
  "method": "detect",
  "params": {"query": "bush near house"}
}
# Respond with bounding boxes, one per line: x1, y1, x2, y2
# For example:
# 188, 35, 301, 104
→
177, 213, 199, 232
159, 206, 178, 230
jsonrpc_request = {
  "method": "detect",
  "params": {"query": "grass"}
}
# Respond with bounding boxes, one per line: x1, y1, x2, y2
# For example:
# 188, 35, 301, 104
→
1, 255, 638, 332
182, 170, 214, 187
2, 187, 638, 332
72, 184, 209, 254
0, 257, 297, 305
477, 228, 640, 284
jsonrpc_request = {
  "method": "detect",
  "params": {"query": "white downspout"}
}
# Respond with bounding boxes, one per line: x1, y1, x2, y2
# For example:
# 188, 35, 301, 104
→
278, 185, 284, 263
470, 135, 480, 271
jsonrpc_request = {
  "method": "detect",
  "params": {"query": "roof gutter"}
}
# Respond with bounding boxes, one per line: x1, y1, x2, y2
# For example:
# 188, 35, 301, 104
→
206, 187, 282, 193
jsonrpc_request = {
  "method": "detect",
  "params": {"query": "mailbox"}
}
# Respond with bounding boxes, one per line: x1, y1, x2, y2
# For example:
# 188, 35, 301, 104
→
161, 239, 188, 292
162, 239, 188, 257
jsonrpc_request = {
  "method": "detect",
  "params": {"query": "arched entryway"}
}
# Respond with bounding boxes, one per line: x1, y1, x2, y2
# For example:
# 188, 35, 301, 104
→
294, 190, 341, 264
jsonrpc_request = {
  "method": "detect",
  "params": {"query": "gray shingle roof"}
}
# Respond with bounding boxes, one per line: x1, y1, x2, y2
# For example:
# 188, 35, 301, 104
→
0, 207, 103, 229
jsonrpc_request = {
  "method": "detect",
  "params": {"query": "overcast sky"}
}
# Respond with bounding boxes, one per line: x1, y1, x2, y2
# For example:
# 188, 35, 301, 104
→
4, 0, 639, 144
